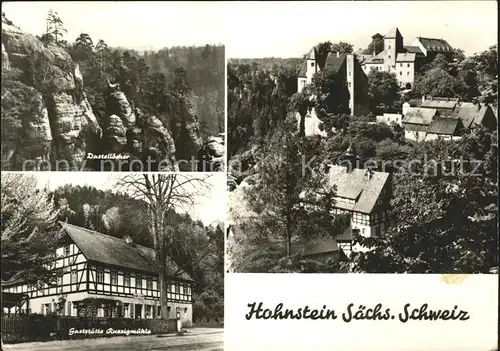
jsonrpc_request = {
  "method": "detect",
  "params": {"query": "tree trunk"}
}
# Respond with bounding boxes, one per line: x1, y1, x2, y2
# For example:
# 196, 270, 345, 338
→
285, 211, 292, 257
159, 263, 169, 319
299, 113, 306, 137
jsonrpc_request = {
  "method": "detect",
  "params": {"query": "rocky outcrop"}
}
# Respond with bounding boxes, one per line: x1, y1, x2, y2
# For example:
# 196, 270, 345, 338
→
198, 134, 225, 171
1, 16, 101, 170
102, 82, 178, 171
1, 15, 208, 172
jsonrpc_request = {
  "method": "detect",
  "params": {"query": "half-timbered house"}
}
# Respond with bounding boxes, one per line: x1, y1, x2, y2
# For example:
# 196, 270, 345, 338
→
2, 222, 194, 327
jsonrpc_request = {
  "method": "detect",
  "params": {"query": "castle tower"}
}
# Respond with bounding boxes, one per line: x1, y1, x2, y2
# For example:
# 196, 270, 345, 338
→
305, 47, 318, 85
383, 27, 403, 73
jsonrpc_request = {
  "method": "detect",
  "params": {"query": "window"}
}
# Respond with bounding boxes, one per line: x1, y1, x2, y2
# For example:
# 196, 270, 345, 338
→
407, 71, 410, 76
146, 279, 152, 290
400, 72, 402, 76
348, 71, 351, 76
407, 63, 410, 67
136, 275, 142, 289
310, 62, 314, 67
348, 82, 351, 88
388, 45, 391, 49
111, 271, 118, 285
400, 63, 402, 67
175, 285, 180, 294
64, 246, 70, 256
57, 276, 63, 293
96, 269, 104, 283
70, 270, 78, 284
388, 55, 391, 59
124, 274, 130, 287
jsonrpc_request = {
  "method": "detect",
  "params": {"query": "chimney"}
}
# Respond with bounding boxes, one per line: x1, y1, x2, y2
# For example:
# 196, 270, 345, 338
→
124, 236, 133, 245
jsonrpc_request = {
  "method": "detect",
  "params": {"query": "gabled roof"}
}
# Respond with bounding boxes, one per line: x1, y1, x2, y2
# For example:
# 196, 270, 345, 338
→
396, 53, 416, 62
306, 47, 317, 60
403, 107, 437, 125
421, 98, 459, 109
416, 37, 454, 52
385, 27, 402, 39
403, 46, 424, 55
324, 53, 347, 73
297, 60, 307, 77
327, 166, 390, 214
452, 102, 492, 128
60, 222, 193, 281
427, 117, 461, 135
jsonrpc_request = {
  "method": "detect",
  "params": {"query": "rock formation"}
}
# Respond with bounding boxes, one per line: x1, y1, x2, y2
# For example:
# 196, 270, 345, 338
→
198, 134, 225, 172
1, 16, 100, 170
1, 15, 214, 172
102, 82, 178, 171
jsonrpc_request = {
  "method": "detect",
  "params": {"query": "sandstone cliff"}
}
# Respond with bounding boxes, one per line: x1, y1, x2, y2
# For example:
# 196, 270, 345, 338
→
1, 16, 220, 171
1, 17, 100, 170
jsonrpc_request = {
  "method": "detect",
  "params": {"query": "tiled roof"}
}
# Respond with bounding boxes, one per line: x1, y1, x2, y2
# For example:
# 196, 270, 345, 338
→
396, 53, 416, 62
421, 98, 459, 109
385, 27, 402, 39
364, 58, 384, 64
324, 53, 347, 73
403, 46, 423, 55
403, 107, 437, 125
416, 37, 454, 52
327, 166, 389, 214
451, 102, 491, 128
427, 117, 461, 135
61, 222, 193, 281
404, 123, 428, 132
297, 60, 307, 77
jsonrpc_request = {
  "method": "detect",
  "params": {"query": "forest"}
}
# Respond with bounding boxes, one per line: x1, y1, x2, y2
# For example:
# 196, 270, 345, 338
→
227, 39, 498, 274
1, 174, 224, 324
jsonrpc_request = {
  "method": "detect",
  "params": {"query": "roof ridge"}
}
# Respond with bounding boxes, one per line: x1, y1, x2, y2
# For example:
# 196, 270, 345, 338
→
60, 222, 154, 251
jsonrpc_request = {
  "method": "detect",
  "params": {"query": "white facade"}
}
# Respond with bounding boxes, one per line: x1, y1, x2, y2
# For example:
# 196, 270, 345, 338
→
3, 242, 193, 326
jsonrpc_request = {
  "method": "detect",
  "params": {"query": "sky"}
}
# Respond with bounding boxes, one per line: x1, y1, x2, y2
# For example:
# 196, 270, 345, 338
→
3, 1, 497, 58
27, 172, 226, 227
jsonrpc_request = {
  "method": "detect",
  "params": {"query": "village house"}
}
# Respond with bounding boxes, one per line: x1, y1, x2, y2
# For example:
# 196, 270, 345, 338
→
2, 222, 194, 327
359, 27, 455, 89
297, 48, 370, 116
402, 97, 497, 141
402, 107, 438, 141
324, 146, 392, 257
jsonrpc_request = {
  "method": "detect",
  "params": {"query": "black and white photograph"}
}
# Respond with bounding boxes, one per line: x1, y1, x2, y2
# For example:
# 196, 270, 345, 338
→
1, 2, 225, 172
1, 172, 225, 350
226, 1, 498, 274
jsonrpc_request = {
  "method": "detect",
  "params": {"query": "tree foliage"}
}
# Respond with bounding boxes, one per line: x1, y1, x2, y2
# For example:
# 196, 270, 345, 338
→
1, 174, 60, 285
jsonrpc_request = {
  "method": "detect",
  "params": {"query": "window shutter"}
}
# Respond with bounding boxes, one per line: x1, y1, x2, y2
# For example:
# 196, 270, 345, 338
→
67, 301, 72, 316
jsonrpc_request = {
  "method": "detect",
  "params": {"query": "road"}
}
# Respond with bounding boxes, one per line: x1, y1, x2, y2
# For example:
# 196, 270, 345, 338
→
2, 328, 223, 351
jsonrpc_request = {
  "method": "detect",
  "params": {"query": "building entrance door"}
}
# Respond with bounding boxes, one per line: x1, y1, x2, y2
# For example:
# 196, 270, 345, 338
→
135, 304, 142, 319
